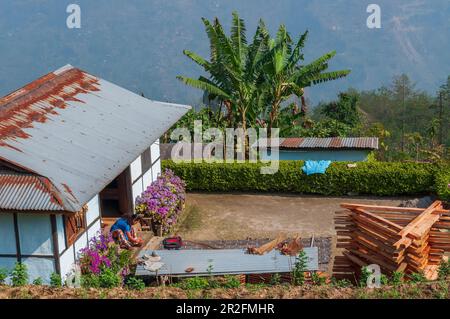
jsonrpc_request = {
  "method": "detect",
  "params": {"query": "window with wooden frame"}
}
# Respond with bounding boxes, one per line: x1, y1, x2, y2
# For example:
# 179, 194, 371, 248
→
64, 210, 87, 246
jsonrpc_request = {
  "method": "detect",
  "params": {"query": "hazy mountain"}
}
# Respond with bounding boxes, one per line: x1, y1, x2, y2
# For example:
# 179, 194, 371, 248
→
0, 0, 449, 106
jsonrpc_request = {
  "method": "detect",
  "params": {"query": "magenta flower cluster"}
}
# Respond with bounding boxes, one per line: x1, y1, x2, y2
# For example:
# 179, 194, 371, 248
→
135, 169, 186, 233
79, 233, 113, 275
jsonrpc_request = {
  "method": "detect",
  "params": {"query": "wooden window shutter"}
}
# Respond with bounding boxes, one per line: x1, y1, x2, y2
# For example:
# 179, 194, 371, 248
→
65, 208, 87, 246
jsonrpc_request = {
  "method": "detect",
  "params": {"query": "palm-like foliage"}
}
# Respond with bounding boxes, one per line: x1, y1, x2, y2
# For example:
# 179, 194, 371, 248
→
257, 26, 351, 133
177, 12, 351, 141
177, 12, 268, 141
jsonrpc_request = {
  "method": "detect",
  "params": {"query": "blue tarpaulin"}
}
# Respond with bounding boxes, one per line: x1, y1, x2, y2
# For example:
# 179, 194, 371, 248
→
301, 160, 332, 175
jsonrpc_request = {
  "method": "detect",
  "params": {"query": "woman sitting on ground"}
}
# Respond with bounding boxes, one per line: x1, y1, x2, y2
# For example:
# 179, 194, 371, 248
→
110, 213, 144, 249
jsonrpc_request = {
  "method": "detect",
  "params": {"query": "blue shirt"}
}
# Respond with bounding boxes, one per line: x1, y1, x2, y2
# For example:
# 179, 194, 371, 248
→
110, 218, 131, 240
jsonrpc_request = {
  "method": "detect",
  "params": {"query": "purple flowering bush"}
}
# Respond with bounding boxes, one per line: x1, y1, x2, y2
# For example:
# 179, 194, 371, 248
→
135, 169, 186, 234
78, 233, 132, 288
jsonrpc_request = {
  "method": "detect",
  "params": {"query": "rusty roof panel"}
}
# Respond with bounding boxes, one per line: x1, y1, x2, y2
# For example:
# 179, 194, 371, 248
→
0, 65, 190, 212
262, 137, 378, 150
280, 137, 303, 148
0, 173, 65, 211
329, 137, 343, 148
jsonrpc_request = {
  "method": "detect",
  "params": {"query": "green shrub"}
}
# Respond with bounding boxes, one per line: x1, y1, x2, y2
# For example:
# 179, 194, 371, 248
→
359, 266, 372, 288
390, 271, 404, 286
50, 272, 62, 287
292, 251, 308, 286
311, 272, 326, 286
409, 272, 426, 283
438, 260, 450, 280
380, 274, 389, 286
179, 277, 210, 290
270, 273, 281, 285
222, 275, 241, 288
163, 160, 438, 196
0, 268, 8, 285
125, 277, 146, 291
81, 273, 100, 288
435, 166, 450, 201
10, 262, 28, 287
98, 268, 121, 288
32, 277, 43, 286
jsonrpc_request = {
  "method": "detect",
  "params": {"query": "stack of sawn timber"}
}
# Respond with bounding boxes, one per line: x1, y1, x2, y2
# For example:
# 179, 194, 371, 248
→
334, 201, 450, 281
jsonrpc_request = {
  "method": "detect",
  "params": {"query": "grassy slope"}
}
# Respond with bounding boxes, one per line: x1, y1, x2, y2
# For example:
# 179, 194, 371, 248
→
1, 280, 449, 299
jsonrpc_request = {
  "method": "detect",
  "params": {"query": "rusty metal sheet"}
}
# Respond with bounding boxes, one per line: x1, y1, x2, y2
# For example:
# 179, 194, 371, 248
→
279, 137, 378, 149
0, 65, 190, 212
136, 248, 319, 277
280, 137, 303, 148
0, 172, 65, 211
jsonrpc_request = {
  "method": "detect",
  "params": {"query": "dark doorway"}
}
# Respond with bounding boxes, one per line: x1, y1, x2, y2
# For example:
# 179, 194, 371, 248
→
99, 167, 133, 218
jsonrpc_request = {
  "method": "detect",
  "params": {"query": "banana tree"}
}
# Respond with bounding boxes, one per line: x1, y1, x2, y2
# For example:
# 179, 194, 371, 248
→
258, 26, 351, 136
177, 12, 269, 153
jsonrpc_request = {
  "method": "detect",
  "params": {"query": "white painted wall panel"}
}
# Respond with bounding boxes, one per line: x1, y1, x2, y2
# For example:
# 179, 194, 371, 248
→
0, 214, 16, 255
59, 247, 76, 280
56, 215, 66, 254
130, 156, 142, 182
73, 232, 88, 259
87, 220, 101, 242
22, 257, 55, 285
132, 177, 143, 205
17, 214, 53, 256
151, 141, 160, 162
142, 169, 152, 190
86, 195, 100, 226
151, 158, 161, 181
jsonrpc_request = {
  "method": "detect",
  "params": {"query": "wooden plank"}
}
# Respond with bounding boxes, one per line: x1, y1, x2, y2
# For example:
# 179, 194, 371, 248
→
349, 248, 398, 272
396, 262, 408, 273
341, 203, 449, 214
343, 251, 367, 268
353, 208, 404, 231
351, 213, 403, 237
398, 201, 442, 238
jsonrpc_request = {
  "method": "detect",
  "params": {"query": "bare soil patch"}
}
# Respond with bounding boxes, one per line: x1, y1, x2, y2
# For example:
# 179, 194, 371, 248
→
178, 193, 409, 240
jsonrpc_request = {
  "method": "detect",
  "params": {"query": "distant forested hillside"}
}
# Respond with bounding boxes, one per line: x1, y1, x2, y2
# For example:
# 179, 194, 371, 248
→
0, 0, 449, 106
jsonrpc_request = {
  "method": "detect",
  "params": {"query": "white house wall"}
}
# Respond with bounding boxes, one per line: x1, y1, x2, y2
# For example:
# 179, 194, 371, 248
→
86, 195, 100, 226
0, 214, 16, 255
57, 194, 102, 281
130, 155, 142, 182
0, 213, 56, 284
56, 215, 66, 254
22, 257, 55, 285
0, 214, 17, 284
131, 140, 161, 205
152, 158, 161, 181
59, 247, 75, 282
87, 219, 101, 242
17, 214, 53, 256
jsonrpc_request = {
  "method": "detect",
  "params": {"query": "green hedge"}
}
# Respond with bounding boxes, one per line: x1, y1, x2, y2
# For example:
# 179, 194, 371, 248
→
163, 160, 441, 197
435, 167, 450, 201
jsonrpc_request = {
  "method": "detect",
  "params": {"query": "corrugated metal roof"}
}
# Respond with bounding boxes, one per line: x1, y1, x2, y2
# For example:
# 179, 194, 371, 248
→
0, 65, 190, 212
280, 137, 304, 148
0, 172, 65, 211
262, 137, 378, 150
136, 248, 319, 277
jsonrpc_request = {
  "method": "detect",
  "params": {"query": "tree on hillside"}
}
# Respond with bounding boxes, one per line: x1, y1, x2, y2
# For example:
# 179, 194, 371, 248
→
320, 92, 361, 127
434, 76, 450, 146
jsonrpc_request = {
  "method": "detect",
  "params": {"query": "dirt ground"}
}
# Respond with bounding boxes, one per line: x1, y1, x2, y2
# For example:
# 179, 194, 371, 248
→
177, 193, 410, 240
